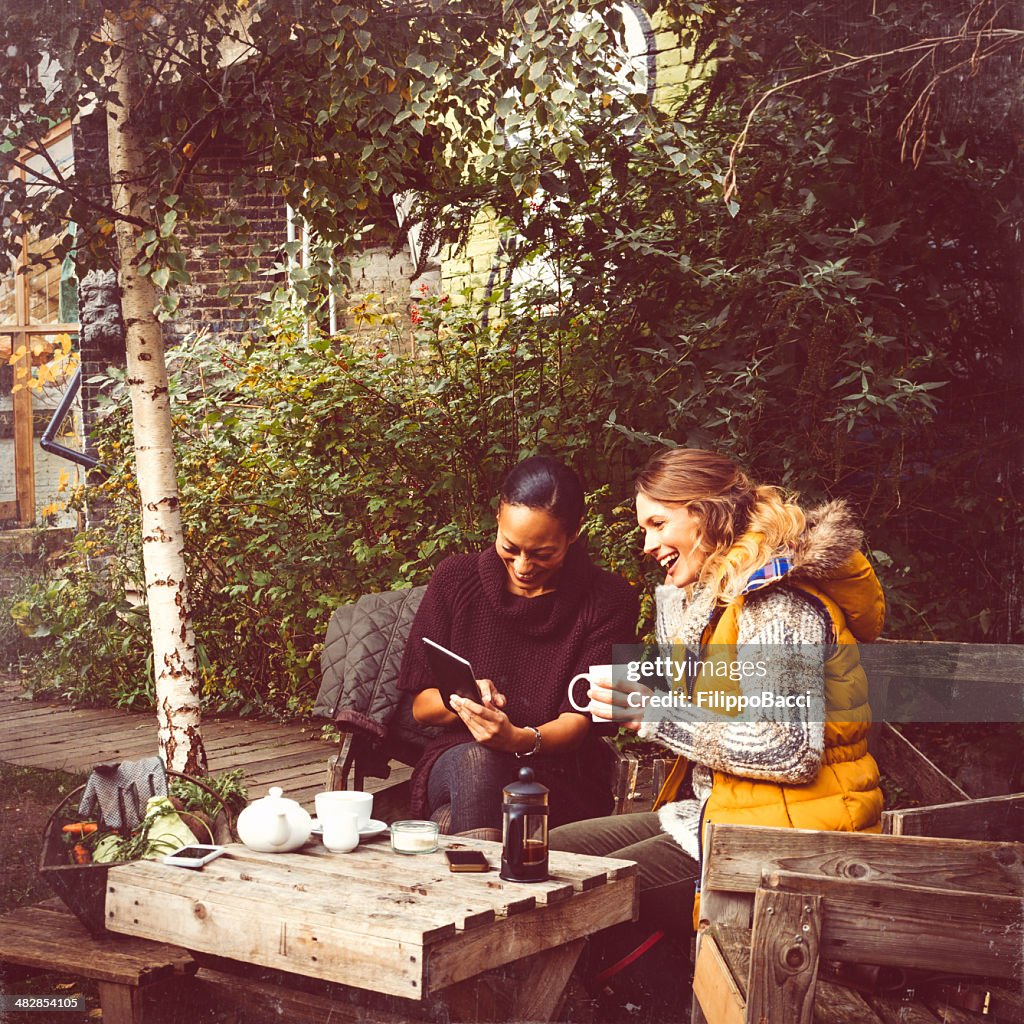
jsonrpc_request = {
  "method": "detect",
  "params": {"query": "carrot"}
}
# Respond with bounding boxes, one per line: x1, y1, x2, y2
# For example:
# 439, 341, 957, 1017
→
72, 843, 91, 865
62, 822, 98, 836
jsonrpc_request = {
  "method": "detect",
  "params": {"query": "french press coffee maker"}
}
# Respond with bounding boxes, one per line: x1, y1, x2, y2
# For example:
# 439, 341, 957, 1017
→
500, 766, 549, 882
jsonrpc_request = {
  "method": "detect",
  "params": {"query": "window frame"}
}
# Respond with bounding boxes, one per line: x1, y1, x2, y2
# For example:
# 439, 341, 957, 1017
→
1, 119, 80, 526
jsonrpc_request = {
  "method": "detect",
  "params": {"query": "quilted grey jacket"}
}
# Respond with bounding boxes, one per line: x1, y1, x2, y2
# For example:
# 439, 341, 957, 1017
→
314, 587, 431, 748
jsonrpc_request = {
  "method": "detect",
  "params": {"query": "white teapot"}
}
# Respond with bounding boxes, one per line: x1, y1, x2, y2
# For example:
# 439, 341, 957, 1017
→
237, 786, 312, 853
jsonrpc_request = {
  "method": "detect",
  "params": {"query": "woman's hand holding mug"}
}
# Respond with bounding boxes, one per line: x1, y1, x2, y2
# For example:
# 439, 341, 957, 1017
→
567, 665, 652, 732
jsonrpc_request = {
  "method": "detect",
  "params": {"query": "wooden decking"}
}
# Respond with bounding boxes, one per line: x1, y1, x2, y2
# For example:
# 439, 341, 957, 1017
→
0, 677, 408, 808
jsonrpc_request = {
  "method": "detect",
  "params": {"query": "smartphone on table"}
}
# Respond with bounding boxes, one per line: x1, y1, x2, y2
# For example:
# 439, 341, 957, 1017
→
422, 637, 481, 713
445, 849, 490, 873
162, 844, 226, 869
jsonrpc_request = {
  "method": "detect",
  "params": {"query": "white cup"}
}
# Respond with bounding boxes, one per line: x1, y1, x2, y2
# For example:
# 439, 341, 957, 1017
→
316, 790, 374, 828
322, 811, 360, 853
567, 664, 614, 720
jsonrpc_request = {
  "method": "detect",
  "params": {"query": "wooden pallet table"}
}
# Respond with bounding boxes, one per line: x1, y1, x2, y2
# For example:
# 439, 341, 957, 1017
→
103, 835, 637, 1022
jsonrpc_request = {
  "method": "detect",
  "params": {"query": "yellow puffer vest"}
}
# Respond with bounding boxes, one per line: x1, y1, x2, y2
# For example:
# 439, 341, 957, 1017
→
653, 550, 885, 835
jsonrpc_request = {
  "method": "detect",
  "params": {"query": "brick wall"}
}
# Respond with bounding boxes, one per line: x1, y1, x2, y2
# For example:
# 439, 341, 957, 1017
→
161, 143, 289, 348
67, 132, 429, 484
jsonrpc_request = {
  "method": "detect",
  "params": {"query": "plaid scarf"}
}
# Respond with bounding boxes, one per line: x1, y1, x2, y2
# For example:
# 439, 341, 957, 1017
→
742, 555, 794, 593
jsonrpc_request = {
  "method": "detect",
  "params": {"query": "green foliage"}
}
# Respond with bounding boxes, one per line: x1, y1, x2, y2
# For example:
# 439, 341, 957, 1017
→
0, 0, 675, 294
10, 531, 152, 708
478, 0, 1023, 641
169, 768, 249, 818
5, 0, 1020, 721
15, 297, 651, 713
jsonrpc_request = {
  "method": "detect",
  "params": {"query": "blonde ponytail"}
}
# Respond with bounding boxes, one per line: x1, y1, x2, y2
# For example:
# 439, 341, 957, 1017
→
702, 486, 805, 604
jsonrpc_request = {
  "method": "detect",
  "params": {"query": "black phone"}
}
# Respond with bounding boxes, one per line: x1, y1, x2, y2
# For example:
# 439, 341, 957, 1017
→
422, 638, 479, 713
445, 849, 490, 873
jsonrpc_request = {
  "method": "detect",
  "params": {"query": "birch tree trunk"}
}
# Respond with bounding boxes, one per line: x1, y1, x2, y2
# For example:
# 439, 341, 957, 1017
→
104, 12, 207, 774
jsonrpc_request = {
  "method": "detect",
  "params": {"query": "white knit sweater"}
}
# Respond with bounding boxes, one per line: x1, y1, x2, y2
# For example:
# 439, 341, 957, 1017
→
643, 583, 828, 860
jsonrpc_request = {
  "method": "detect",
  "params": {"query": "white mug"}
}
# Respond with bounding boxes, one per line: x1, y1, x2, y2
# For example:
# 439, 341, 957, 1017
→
316, 790, 374, 828
567, 664, 614, 720
322, 811, 360, 853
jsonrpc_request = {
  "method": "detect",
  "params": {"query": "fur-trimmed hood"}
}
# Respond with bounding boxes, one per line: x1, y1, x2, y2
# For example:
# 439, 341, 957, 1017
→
789, 500, 864, 582
762, 499, 885, 643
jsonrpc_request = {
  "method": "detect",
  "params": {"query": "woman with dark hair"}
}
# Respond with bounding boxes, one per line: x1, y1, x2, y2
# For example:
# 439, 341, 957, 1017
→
396, 455, 639, 835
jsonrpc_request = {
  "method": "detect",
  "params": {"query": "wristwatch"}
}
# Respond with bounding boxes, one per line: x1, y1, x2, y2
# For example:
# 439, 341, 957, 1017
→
516, 726, 542, 758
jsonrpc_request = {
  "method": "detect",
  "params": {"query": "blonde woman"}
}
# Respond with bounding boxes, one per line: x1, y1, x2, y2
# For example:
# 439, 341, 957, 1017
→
550, 448, 884, 1003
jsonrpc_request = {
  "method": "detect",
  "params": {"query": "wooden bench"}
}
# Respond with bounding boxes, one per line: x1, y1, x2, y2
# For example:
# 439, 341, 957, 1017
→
691, 823, 1024, 1024
884, 790, 1024, 841
0, 899, 196, 1024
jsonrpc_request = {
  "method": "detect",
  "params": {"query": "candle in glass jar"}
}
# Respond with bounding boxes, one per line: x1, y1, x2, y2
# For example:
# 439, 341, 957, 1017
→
390, 820, 439, 854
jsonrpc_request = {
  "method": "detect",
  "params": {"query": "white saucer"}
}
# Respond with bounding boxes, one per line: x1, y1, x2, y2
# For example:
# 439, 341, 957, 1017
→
310, 817, 387, 839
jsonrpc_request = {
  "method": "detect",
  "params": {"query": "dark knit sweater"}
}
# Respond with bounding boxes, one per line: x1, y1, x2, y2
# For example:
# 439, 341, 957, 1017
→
397, 543, 639, 818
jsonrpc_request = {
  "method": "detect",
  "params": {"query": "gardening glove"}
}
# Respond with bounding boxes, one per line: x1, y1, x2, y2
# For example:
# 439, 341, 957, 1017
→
78, 757, 168, 831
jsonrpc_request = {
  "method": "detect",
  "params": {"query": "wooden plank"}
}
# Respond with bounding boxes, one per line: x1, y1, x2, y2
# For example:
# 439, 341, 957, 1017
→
764, 868, 1023, 979
702, 823, 1024, 898
873, 723, 970, 804
105, 878, 430, 999
190, 967, 420, 1024
12, 332, 34, 525
231, 748, 341, 781
0, 712, 152, 742
285, 839, 575, 910
177, 736, 325, 763
238, 757, 343, 792
223, 747, 337, 779
697, 889, 752, 931
197, 726, 328, 752
708, 925, 914, 1024
506, 938, 585, 1022
203, 718, 319, 739
424, 877, 635, 992
257, 780, 332, 805
0, 723, 156, 751
222, 745, 336, 776
692, 932, 745, 1024
303, 844, 539, 919
444, 939, 587, 1022
194, 847, 502, 932
95, 981, 142, 1024
0, 723, 157, 757
0, 902, 193, 986
874, 638, 1024, 686
108, 854, 464, 941
0, 688, 328, 755
883, 791, 1024, 842
0, 685, 335, 797
439, 834, 638, 886
812, 983, 886, 1024
746, 888, 819, 1024
0, 702, 130, 725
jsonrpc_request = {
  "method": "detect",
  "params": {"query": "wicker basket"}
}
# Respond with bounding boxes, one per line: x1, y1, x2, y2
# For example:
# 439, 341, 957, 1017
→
38, 770, 235, 935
